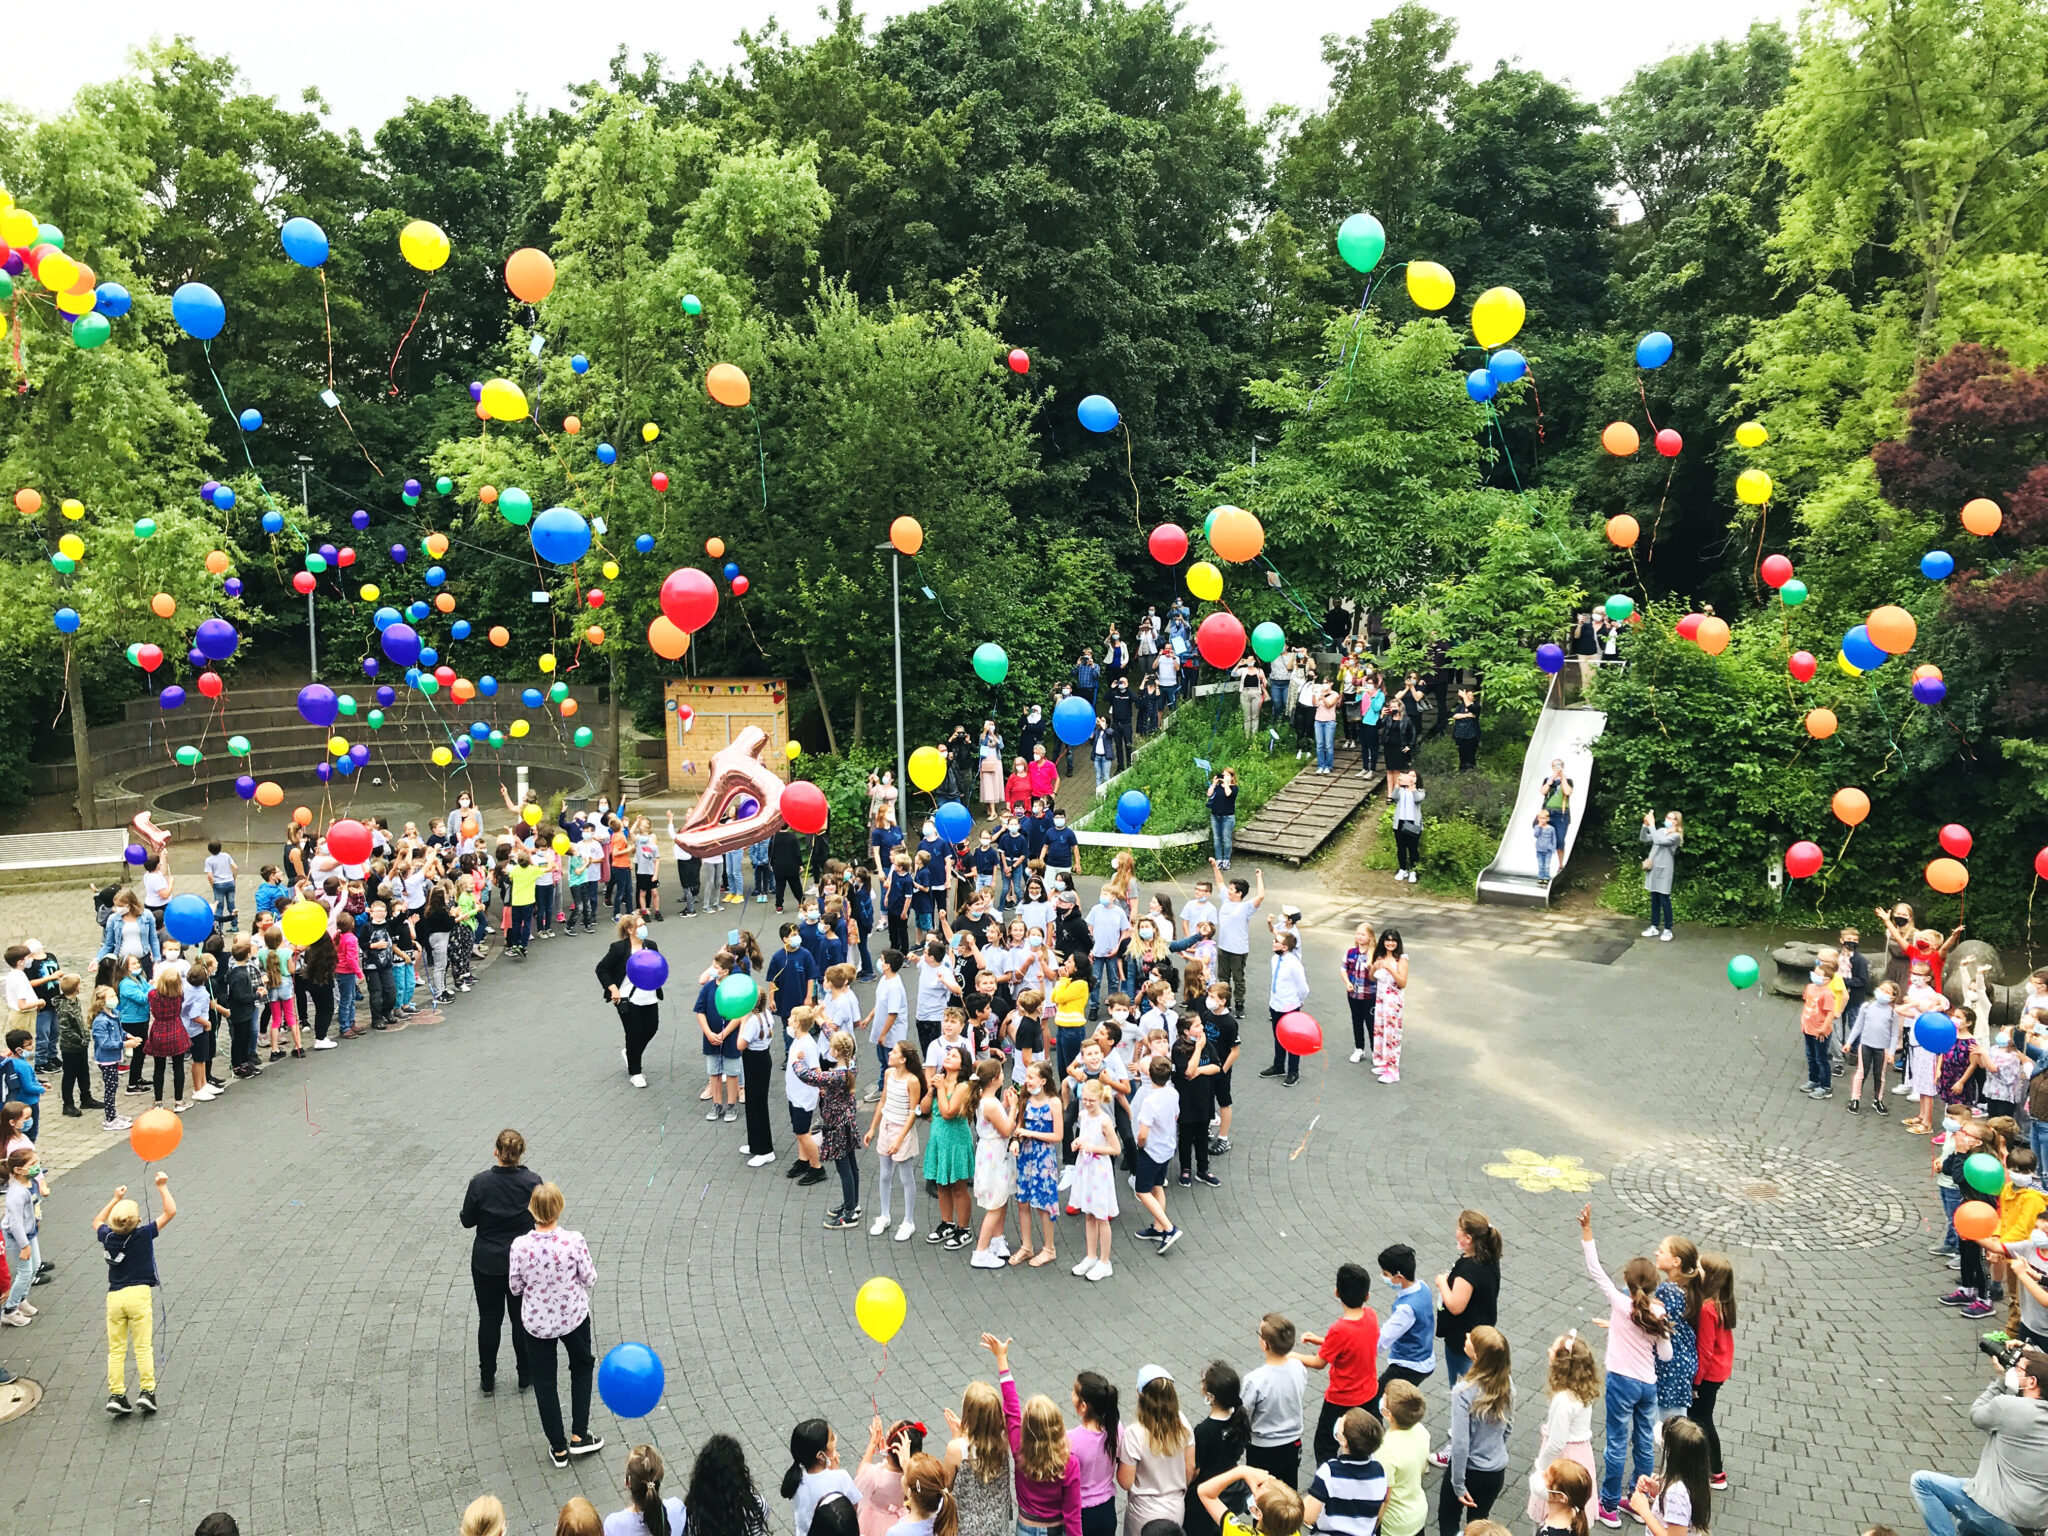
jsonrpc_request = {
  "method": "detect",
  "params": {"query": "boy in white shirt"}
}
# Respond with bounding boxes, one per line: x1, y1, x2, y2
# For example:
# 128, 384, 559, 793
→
1131, 1055, 1180, 1252
863, 948, 909, 1100
203, 842, 238, 933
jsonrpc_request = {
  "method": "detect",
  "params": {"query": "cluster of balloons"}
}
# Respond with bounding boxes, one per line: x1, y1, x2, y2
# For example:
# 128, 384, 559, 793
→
0, 194, 129, 350
1114, 790, 1151, 835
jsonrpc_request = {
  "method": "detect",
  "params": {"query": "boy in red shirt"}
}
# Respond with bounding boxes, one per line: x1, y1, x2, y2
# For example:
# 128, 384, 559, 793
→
1297, 1261, 1381, 1467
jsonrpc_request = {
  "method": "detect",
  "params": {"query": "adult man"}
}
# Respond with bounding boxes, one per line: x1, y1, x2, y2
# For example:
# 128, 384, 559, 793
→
1074, 649, 1100, 707
1042, 809, 1080, 878
1156, 644, 1181, 711
460, 1129, 542, 1395
1910, 1345, 2048, 1536
1087, 887, 1131, 1018
1268, 645, 1295, 722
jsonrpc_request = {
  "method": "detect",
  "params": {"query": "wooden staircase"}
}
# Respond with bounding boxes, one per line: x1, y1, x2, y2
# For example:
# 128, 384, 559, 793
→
1231, 746, 1380, 866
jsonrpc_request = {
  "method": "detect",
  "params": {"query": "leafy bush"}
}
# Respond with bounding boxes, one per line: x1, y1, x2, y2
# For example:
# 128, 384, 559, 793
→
1361, 802, 1501, 894
794, 745, 892, 864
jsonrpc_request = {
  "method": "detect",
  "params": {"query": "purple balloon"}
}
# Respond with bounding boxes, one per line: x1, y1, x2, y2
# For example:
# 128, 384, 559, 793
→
403, 479, 421, 498
186, 649, 208, 668
1913, 677, 1948, 706
234, 775, 257, 801
351, 509, 370, 530
223, 577, 244, 598
362, 657, 380, 677
315, 762, 333, 783
1536, 643, 1565, 675
381, 622, 422, 667
736, 796, 760, 819
468, 381, 483, 402
195, 616, 239, 661
454, 739, 472, 759
2, 252, 22, 277
125, 843, 147, 865
349, 744, 370, 765
297, 683, 340, 728
390, 544, 408, 564
159, 686, 186, 710
199, 480, 220, 502
625, 949, 670, 990
375, 686, 396, 707
318, 543, 338, 564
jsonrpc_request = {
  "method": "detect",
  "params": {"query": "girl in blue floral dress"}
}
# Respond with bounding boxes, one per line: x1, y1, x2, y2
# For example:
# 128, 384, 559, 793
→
1011, 1060, 1063, 1267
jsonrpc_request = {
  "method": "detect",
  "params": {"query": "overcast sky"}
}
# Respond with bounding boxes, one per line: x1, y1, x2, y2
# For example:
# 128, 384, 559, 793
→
8, 0, 1806, 136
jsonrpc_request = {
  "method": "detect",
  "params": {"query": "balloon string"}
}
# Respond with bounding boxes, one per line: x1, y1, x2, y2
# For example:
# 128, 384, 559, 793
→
1288, 1051, 1323, 1161
1255, 555, 1322, 630
1816, 821, 1858, 909
1635, 375, 1660, 437
386, 283, 430, 396
871, 1341, 889, 1419
1648, 458, 1676, 561
1121, 422, 1141, 532
751, 406, 769, 514
317, 271, 385, 476
2027, 872, 2037, 972
1526, 368, 1546, 446
9, 293, 21, 390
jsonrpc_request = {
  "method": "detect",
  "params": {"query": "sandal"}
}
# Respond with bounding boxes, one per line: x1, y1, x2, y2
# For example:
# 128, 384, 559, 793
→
1029, 1249, 1056, 1267
1904, 1120, 1930, 1134
1008, 1247, 1035, 1267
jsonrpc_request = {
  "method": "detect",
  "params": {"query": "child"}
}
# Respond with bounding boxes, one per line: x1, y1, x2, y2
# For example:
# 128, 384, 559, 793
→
923, 1031, 975, 1246
1900, 962, 1946, 1132
1131, 1056, 1181, 1252
783, 1420, 863, 1536
1071, 1371, 1119, 1536
1525, 1333, 1598, 1526
1012, 1060, 1063, 1267
360, 900, 397, 1031
1, 1149, 40, 1330
1441, 1326, 1513, 1532
1173, 1014, 1222, 1188
1195, 1464, 1304, 1536
1532, 810, 1557, 883
1070, 1077, 1118, 1280
797, 1030, 861, 1229
1941, 1118, 2000, 1318
1375, 1382, 1429, 1536
1800, 950, 1838, 1098
1297, 1263, 1381, 1467
1846, 979, 1898, 1114
1685, 1255, 1735, 1491
977, 1334, 1080, 1536
205, 840, 238, 932
332, 911, 364, 1040
1374, 1245, 1434, 1405
1185, 1364, 1250, 1536
863, 1038, 926, 1239
0, 1032, 42, 1141
91, 985, 136, 1131
222, 937, 261, 1080
97, 1171, 176, 1414
1302, 1407, 1386, 1536
785, 1006, 827, 1185
1342, 925, 1376, 1067
181, 953, 217, 1102
56, 973, 97, 1117
1242, 1314, 1308, 1488
1533, 1462, 1593, 1536
140, 965, 191, 1112
891, 1451, 954, 1536
259, 929, 301, 1059
1578, 1206, 1671, 1526
853, 1418, 924, 1536
1652, 1236, 1700, 1419
1626, 1414, 1711, 1536
968, 1057, 1018, 1269
1996, 1148, 2047, 1332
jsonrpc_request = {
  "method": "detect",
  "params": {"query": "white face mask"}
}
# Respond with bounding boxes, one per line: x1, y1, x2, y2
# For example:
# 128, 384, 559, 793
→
1111, 1008, 1130, 1022
1138, 926, 1154, 941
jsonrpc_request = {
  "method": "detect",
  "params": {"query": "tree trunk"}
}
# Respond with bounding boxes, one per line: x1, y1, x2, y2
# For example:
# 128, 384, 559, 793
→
851, 688, 864, 748
606, 652, 624, 800
803, 647, 839, 756
66, 641, 97, 829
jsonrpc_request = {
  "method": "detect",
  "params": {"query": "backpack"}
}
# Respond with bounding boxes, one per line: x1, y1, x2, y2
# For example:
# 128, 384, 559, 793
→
93, 885, 119, 929
2028, 1066, 2048, 1123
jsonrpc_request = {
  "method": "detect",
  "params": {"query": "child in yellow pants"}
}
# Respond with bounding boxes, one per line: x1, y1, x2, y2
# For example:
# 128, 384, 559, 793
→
94, 1172, 176, 1414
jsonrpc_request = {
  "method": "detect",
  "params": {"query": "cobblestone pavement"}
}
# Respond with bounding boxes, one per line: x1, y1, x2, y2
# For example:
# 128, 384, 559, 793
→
0, 863, 1995, 1535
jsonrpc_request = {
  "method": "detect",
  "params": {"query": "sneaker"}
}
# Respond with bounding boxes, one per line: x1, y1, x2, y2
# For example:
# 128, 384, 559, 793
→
312, 1039, 338, 1050
105, 1116, 133, 1131
870, 1215, 890, 1236
1595, 1505, 1623, 1530
1849, 1098, 1860, 1113
1210, 1137, 1231, 1155
106, 1392, 133, 1415
723, 1108, 738, 1122
786, 1160, 806, 1180
1708, 1474, 1728, 1491
172, 1100, 190, 1112
1814, 1087, 1834, 1099
630, 1074, 648, 1088
1876, 1097, 1891, 1115
928, 1225, 952, 1245
137, 1388, 157, 1413
1641, 926, 1660, 938
797, 1168, 828, 1186
1965, 1299, 1997, 1319
126, 1082, 149, 1094
1940, 1287, 1976, 1307
1661, 930, 1673, 941
1073, 1255, 1098, 1276
569, 1435, 605, 1457
1348, 1049, 1365, 1063
749, 1153, 778, 1167
1196, 1172, 1221, 1188
970, 1249, 1005, 1269
944, 1230, 970, 1250
706, 1107, 722, 1121
824, 1212, 859, 1230
193, 1086, 218, 1101
895, 1220, 916, 1241
1087, 1259, 1113, 1281
1179, 1173, 1193, 1188
0, 1311, 28, 1327
1284, 1075, 1299, 1087
1928, 1241, 1955, 1255
550, 1447, 571, 1469
1256, 1066, 1285, 1079
1429, 1450, 1450, 1468
268, 1051, 286, 1063
1157, 1227, 1181, 1253
1949, 1254, 1964, 1271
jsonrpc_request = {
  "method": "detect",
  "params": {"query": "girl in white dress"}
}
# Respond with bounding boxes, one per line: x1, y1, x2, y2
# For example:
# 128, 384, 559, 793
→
968, 1057, 1016, 1270
1071, 1078, 1120, 1281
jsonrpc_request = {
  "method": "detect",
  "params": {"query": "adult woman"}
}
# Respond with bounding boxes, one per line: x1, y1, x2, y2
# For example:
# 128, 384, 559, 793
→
867, 771, 899, 829
1639, 812, 1683, 942
460, 1127, 543, 1394
1290, 664, 1318, 757
95, 889, 161, 966
1132, 914, 1178, 998
683, 1432, 771, 1536
1358, 673, 1386, 777
596, 914, 664, 1088
1876, 902, 1921, 993
1430, 1210, 1503, 1393
979, 722, 1006, 812
869, 810, 905, 879
1390, 771, 1425, 883
1450, 690, 1481, 773
1207, 771, 1239, 871
1539, 761, 1574, 860
945, 726, 976, 801
1380, 702, 1417, 798
1137, 673, 1162, 737
1006, 758, 1033, 816
507, 1181, 604, 1467
1234, 658, 1265, 744
1369, 930, 1408, 1084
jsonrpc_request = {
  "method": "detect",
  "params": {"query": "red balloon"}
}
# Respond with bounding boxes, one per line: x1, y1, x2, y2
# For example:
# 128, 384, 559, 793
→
731, 574, 750, 595
293, 571, 316, 594
1274, 1010, 1322, 1056
326, 818, 373, 865
338, 547, 357, 568
651, 473, 669, 493
660, 567, 719, 633
1760, 554, 1794, 589
1788, 650, 1817, 682
1195, 611, 1246, 669
782, 780, 829, 835
1007, 349, 1029, 374
2035, 847, 2048, 880
587, 589, 605, 609
1675, 613, 1703, 641
433, 665, 455, 685
1148, 523, 1189, 565
1654, 428, 1682, 458
1940, 823, 1974, 859
196, 671, 224, 699
1785, 840, 1824, 878
136, 644, 164, 673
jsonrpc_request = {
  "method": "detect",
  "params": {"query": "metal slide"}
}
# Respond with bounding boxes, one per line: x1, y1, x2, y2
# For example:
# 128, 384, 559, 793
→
1475, 670, 1609, 907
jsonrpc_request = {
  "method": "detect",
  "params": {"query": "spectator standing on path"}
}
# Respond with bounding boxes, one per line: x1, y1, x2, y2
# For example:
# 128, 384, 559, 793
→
1539, 762, 1574, 862
1209, 862, 1263, 1020
507, 1181, 605, 1467
1430, 1211, 1502, 1394
1638, 813, 1683, 943
1235, 659, 1266, 744
97, 1171, 175, 1415
1379, 704, 1417, 799
1156, 643, 1181, 713
596, 915, 664, 1090
1389, 774, 1425, 884
980, 722, 1007, 813
1909, 1344, 2048, 1536
1261, 933, 1310, 1086
1076, 650, 1101, 710
1311, 681, 1340, 775
1207, 771, 1240, 870
461, 1128, 543, 1396
1268, 647, 1295, 726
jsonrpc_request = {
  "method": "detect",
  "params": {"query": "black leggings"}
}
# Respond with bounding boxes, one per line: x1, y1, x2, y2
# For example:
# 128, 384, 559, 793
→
308, 982, 335, 1041
1176, 1117, 1210, 1178
1437, 1463, 1505, 1533
150, 1052, 185, 1105
774, 870, 805, 909
618, 1002, 660, 1075
1687, 1378, 1724, 1476
471, 1267, 533, 1386
1348, 994, 1375, 1051
1395, 827, 1421, 872
743, 1047, 774, 1155
528, 1315, 595, 1453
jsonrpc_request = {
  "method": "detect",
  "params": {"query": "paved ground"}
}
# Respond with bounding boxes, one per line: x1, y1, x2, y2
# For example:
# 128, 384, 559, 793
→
0, 856, 1998, 1536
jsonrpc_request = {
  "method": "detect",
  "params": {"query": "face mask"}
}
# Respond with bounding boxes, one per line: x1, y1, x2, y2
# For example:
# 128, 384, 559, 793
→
783, 937, 800, 951
1138, 927, 1154, 941
1111, 1008, 1130, 1022
1053, 817, 1067, 828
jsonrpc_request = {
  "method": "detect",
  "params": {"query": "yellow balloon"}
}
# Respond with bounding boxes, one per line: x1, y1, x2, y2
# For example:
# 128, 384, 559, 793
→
1187, 560, 1223, 602
1469, 286, 1526, 349
0, 313, 8, 343
1406, 261, 1455, 312
908, 745, 947, 792
854, 1276, 907, 1344
1734, 420, 1768, 449
35, 251, 77, 293
552, 833, 571, 854
360, 583, 381, 602
538, 653, 557, 674
1736, 468, 1773, 506
479, 378, 528, 423
280, 900, 328, 947
522, 803, 543, 827
785, 740, 802, 760
328, 735, 350, 757
432, 746, 454, 766
57, 533, 83, 560
0, 190, 11, 212
0, 208, 36, 248
60, 498, 83, 520
509, 719, 530, 738
602, 560, 620, 580
399, 219, 450, 272
56, 286, 93, 316
1837, 652, 1863, 677
641, 422, 659, 443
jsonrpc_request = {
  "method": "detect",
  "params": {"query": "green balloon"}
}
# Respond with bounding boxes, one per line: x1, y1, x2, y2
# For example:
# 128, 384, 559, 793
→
488, 729, 505, 749
1603, 593, 1635, 623
0, 271, 12, 301
548, 680, 569, 703
126, 643, 141, 666
71, 312, 111, 350
435, 476, 454, 495
1726, 954, 1759, 989
972, 642, 1009, 685
367, 709, 385, 729
715, 972, 759, 1020
133, 519, 156, 540
174, 745, 202, 767
50, 554, 75, 574
1203, 507, 1221, 538
499, 488, 533, 526
681, 294, 703, 316
36, 223, 62, 251
305, 554, 328, 573
336, 694, 357, 716
227, 735, 251, 757
1780, 579, 1808, 607
1335, 212, 1387, 275
1251, 622, 1286, 663
1965, 1151, 2007, 1196
417, 675, 439, 696
573, 726, 594, 748
401, 492, 419, 507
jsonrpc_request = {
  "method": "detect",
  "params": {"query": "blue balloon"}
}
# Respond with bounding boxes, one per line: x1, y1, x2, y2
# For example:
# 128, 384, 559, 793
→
352, 508, 370, 530
635, 533, 655, 553
159, 686, 186, 711
522, 687, 544, 708
531, 506, 592, 564
597, 1342, 665, 1419
381, 623, 422, 667
1053, 695, 1096, 746
1077, 394, 1120, 434
478, 676, 498, 698
1536, 643, 1565, 675
163, 893, 217, 946
279, 216, 329, 267
171, 282, 226, 340
571, 354, 590, 374
419, 647, 439, 668
375, 686, 395, 707
1116, 790, 1151, 830
935, 801, 974, 845
1914, 1014, 1958, 1055
469, 721, 491, 741
1488, 348, 1527, 385
1920, 550, 1955, 580
93, 282, 131, 318
53, 607, 79, 633
1464, 368, 1497, 403
334, 754, 356, 777
223, 577, 243, 598
390, 544, 408, 564
261, 510, 284, 534
423, 565, 446, 587
625, 950, 669, 990
1635, 331, 1674, 369
238, 408, 263, 432
125, 844, 148, 866
195, 617, 239, 660
1913, 676, 1948, 706
297, 683, 339, 728
1842, 624, 1887, 671
211, 485, 236, 511
407, 601, 429, 623
373, 606, 400, 631
723, 562, 740, 580
404, 668, 421, 688
596, 443, 617, 465
451, 620, 472, 640
235, 775, 257, 801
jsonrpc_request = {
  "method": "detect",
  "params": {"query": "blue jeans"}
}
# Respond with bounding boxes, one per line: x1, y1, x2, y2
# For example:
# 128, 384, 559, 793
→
212, 881, 237, 925
1911, 1470, 2024, 1536
336, 974, 359, 1032
1159, 681, 1177, 709
33, 1008, 56, 1070
1647, 891, 1673, 931
1314, 718, 1336, 770
2033, 1122, 2048, 1194
1002, 866, 1027, 908
1536, 849, 1553, 880
4, 1234, 38, 1314
1444, 1341, 1469, 1387
610, 867, 633, 916
1056, 1025, 1086, 1078
1600, 1374, 1657, 1508
1941, 1183, 1964, 1255
724, 850, 743, 894
1211, 815, 1235, 862
1271, 679, 1291, 718
1549, 808, 1570, 852
1094, 755, 1112, 789
1804, 1033, 1833, 1091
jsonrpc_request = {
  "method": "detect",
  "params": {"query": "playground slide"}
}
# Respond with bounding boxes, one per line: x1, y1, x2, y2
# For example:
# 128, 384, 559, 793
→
1475, 681, 1607, 908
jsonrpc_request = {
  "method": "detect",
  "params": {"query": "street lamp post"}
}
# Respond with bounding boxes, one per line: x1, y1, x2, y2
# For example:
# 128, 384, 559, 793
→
298, 457, 318, 680
877, 542, 907, 796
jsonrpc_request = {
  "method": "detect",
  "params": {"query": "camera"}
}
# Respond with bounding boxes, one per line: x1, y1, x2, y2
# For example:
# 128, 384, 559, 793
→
1980, 1336, 2021, 1370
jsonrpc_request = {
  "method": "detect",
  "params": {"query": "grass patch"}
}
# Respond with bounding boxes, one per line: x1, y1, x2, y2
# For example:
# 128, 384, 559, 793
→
1361, 730, 1527, 896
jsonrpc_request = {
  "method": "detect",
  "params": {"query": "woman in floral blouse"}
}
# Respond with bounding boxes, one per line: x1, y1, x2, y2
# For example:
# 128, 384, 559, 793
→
508, 1182, 604, 1467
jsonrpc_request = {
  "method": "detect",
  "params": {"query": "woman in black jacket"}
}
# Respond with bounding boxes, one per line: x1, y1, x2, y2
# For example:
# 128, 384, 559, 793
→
459, 1127, 543, 1394
595, 914, 664, 1087
1380, 700, 1419, 799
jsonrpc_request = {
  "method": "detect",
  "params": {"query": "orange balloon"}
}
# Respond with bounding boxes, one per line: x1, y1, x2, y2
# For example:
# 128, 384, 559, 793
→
563, 415, 581, 435
1602, 421, 1640, 456
1605, 514, 1640, 550
1926, 857, 1970, 895
205, 550, 230, 574
1961, 497, 2002, 536
1805, 707, 1838, 739
151, 593, 177, 619
489, 626, 510, 647
479, 485, 499, 504
476, 403, 489, 420
66, 262, 96, 295
559, 696, 579, 718
504, 247, 557, 304
127, 1105, 182, 1162
1866, 604, 1916, 655
890, 516, 924, 555
1208, 506, 1265, 563
1694, 616, 1731, 655
706, 363, 751, 408
254, 780, 283, 807
706, 538, 726, 560
648, 614, 689, 660
424, 532, 449, 558
1913, 663, 1944, 684
13, 488, 40, 515
585, 624, 605, 645
1955, 1203, 1999, 1243
1830, 787, 1870, 827
451, 678, 476, 702
435, 593, 456, 613
292, 805, 314, 827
